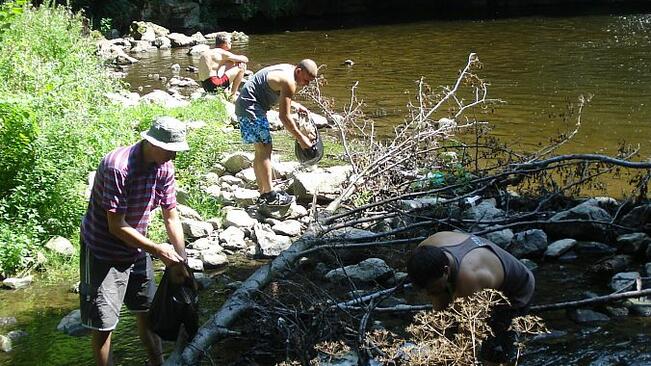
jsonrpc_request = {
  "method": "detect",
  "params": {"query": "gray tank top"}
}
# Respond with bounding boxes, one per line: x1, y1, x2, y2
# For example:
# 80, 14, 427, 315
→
443, 235, 535, 308
235, 64, 290, 119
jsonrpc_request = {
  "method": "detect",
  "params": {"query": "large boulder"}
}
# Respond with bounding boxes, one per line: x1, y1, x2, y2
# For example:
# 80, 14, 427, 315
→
201, 252, 228, 269
615, 233, 651, 255
253, 223, 292, 257
44, 236, 75, 257
221, 152, 254, 174
272, 220, 302, 236
57, 309, 89, 337
325, 258, 393, 283
220, 226, 247, 250
508, 229, 548, 258
167, 32, 195, 47
618, 204, 651, 231
181, 219, 213, 239
463, 200, 506, 224
481, 228, 514, 249
187, 44, 210, 55
610, 272, 640, 292
289, 166, 353, 201
140, 90, 189, 108
548, 202, 612, 240
544, 238, 577, 258
154, 36, 172, 49
224, 209, 257, 229
2, 276, 33, 290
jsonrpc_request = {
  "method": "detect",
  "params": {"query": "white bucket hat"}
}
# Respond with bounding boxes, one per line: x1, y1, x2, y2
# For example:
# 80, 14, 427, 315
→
141, 116, 190, 152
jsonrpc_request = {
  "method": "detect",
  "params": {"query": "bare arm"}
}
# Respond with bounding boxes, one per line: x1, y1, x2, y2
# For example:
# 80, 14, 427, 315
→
162, 206, 186, 260
279, 82, 312, 149
107, 211, 184, 266
221, 50, 248, 64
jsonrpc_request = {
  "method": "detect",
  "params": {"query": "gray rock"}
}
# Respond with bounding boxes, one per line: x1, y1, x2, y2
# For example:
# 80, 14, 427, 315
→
323, 227, 376, 241
220, 226, 247, 250
2, 276, 33, 290
520, 258, 538, 271
187, 257, 204, 272
288, 202, 309, 219
235, 167, 257, 185
619, 204, 651, 230
130, 40, 156, 53
44, 236, 75, 257
508, 229, 548, 258
203, 172, 220, 185
567, 308, 610, 323
201, 252, 228, 269
615, 232, 651, 255
140, 89, 188, 108
545, 238, 577, 258
0, 335, 10, 353
604, 306, 629, 317
272, 220, 302, 236
190, 32, 206, 43
233, 188, 260, 206
610, 272, 640, 292
57, 309, 89, 337
549, 203, 612, 240
325, 258, 393, 283
289, 166, 353, 201
482, 229, 514, 249
272, 161, 300, 179
154, 36, 171, 49
181, 219, 214, 238
187, 44, 209, 55
645, 262, 651, 276
254, 223, 292, 257
0, 317, 17, 327
224, 209, 257, 228
463, 200, 506, 223
558, 251, 578, 262
167, 76, 198, 88
189, 237, 221, 252
167, 32, 194, 47
221, 152, 254, 174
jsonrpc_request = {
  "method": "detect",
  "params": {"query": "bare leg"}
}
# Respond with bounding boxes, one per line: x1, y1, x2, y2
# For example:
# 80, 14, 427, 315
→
92, 329, 113, 366
253, 142, 273, 194
135, 312, 163, 366
225, 65, 245, 99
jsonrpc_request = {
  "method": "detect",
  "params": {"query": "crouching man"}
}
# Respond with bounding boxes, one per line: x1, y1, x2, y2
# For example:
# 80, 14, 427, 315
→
80, 117, 189, 366
407, 231, 535, 364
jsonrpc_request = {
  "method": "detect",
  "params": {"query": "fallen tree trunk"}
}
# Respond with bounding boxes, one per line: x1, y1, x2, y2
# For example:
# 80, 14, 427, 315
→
165, 232, 321, 365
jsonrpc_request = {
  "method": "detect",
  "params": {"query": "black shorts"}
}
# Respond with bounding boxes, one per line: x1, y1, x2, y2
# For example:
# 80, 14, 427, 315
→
79, 241, 156, 331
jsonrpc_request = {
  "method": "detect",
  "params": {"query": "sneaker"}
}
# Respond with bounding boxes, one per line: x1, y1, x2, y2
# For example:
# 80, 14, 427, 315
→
258, 190, 294, 206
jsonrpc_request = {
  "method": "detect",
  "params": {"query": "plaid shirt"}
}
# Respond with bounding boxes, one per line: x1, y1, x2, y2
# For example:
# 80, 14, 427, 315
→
81, 141, 176, 262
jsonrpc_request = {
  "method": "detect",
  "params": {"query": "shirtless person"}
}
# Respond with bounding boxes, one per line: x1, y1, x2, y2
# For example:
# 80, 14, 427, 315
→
407, 231, 535, 364
235, 59, 317, 205
198, 32, 248, 99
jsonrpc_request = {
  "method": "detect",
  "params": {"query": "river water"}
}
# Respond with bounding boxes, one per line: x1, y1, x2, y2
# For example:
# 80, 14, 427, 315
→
2, 12, 651, 366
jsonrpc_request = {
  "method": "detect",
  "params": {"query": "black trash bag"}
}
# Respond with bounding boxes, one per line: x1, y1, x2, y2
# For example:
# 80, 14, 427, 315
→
294, 128, 324, 166
149, 263, 199, 341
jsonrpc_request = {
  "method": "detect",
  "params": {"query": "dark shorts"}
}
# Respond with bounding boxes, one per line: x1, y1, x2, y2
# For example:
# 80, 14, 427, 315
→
480, 304, 530, 363
238, 115, 272, 144
79, 241, 156, 331
202, 75, 230, 92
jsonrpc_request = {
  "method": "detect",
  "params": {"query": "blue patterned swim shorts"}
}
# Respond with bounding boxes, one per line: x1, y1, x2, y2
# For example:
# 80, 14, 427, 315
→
238, 115, 272, 144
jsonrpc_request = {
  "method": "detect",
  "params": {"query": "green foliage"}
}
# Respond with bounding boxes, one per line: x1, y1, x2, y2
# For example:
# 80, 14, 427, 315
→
0, 221, 37, 278
99, 17, 112, 36
0, 0, 27, 37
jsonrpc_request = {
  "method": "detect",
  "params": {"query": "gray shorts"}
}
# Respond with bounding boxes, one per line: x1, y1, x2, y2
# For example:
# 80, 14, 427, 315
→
79, 241, 156, 331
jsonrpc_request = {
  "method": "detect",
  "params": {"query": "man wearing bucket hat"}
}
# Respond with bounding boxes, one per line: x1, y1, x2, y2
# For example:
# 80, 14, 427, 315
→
235, 59, 318, 206
80, 116, 189, 366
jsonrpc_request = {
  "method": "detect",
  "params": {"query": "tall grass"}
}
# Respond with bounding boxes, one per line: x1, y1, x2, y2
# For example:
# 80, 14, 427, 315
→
0, 1, 231, 277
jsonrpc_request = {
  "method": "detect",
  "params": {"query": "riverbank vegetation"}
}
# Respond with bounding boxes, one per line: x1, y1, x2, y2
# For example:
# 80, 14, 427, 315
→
0, 1, 233, 279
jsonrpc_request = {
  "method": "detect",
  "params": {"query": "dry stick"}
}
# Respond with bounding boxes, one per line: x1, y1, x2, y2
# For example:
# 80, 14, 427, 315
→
340, 289, 651, 314
512, 154, 651, 169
